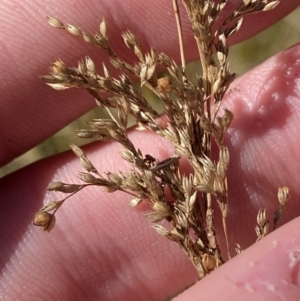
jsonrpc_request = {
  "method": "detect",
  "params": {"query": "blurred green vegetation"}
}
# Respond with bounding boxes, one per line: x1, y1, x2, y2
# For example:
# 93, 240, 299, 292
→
1, 7, 299, 178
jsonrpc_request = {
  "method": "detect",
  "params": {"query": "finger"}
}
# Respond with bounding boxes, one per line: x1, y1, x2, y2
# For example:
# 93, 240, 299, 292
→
173, 217, 300, 301
222, 42, 300, 249
1, 0, 299, 165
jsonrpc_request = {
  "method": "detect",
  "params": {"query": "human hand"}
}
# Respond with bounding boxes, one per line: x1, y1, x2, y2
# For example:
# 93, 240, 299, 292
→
1, 1, 300, 300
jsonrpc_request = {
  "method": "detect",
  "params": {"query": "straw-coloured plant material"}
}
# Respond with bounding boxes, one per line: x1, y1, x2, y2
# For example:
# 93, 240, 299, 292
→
34, 0, 288, 279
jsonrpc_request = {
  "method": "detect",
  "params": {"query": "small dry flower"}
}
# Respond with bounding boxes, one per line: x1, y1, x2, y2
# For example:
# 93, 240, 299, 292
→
273, 186, 290, 230
33, 212, 56, 232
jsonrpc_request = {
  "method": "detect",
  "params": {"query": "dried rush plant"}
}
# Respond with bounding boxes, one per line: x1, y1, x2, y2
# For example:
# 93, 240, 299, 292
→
33, 0, 290, 279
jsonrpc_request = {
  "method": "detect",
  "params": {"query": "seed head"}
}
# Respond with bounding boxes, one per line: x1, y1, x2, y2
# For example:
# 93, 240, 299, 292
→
33, 212, 56, 232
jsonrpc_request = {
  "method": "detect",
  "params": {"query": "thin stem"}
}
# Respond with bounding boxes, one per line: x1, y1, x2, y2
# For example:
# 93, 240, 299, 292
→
45, 185, 88, 231
105, 107, 121, 129
222, 210, 231, 260
119, 188, 142, 198
223, 178, 231, 259
173, 0, 186, 72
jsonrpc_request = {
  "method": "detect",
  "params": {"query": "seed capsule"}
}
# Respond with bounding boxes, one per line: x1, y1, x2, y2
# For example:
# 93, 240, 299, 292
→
33, 212, 56, 232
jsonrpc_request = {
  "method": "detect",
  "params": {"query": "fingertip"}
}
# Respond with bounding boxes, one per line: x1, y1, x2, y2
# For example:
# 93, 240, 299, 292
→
174, 217, 300, 301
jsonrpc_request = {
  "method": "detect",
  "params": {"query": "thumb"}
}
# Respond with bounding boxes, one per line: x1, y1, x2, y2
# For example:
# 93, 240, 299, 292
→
174, 217, 300, 301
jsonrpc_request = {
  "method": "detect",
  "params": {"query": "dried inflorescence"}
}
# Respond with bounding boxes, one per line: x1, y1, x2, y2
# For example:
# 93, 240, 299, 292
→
34, 0, 287, 279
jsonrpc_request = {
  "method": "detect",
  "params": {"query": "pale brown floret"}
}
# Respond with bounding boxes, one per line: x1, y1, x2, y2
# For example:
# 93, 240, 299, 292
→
33, 212, 56, 232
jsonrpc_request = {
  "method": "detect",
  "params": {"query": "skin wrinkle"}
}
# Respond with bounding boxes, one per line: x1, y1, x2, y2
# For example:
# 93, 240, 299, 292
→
96, 202, 187, 299
246, 140, 276, 191
259, 141, 282, 184
58, 204, 178, 300
77, 234, 132, 299
2, 238, 65, 300
50, 229, 100, 299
